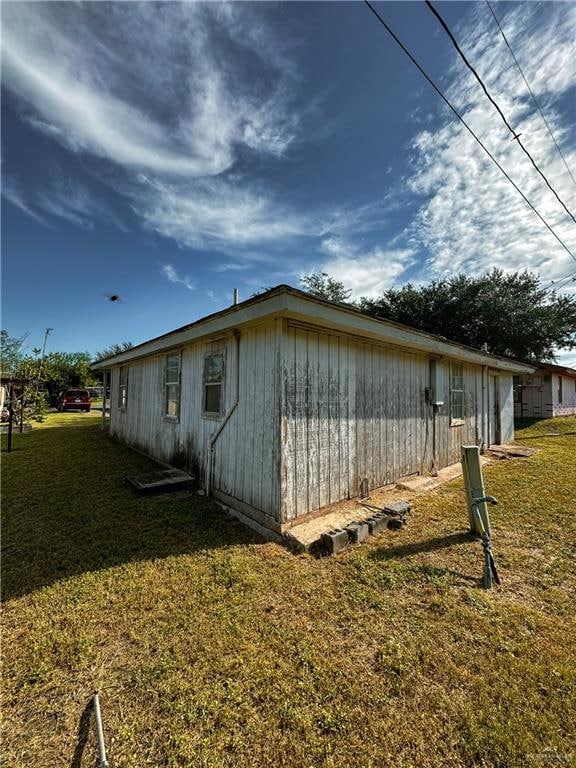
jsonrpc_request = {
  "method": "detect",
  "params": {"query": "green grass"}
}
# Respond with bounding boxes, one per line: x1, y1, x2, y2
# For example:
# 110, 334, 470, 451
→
2, 413, 575, 767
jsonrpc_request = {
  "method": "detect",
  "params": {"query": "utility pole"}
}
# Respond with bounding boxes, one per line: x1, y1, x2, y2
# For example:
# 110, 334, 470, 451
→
34, 327, 53, 401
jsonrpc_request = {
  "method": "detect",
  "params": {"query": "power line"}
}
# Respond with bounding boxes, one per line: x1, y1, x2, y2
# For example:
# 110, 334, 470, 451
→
362, 1, 576, 264
542, 268, 576, 294
425, 0, 576, 226
486, 0, 576, 189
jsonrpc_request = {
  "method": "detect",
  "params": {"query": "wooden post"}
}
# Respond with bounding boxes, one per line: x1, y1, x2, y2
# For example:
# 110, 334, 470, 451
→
7, 381, 14, 452
461, 445, 491, 535
101, 370, 108, 431
19, 384, 25, 433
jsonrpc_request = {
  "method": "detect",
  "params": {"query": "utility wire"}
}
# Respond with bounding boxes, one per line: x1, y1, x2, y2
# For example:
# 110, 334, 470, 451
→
542, 268, 576, 293
362, 1, 576, 264
426, 0, 576, 226
486, 0, 576, 189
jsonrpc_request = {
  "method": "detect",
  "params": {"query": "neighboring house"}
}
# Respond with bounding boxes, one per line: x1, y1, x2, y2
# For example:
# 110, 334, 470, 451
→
514, 363, 576, 420
92, 285, 534, 537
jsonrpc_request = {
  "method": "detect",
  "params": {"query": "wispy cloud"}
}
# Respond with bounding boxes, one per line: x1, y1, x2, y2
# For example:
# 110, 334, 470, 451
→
1, 3, 298, 177
402, 2, 576, 287
2, 181, 49, 226
2, 174, 125, 230
1, 2, 313, 255
161, 264, 195, 291
316, 237, 414, 299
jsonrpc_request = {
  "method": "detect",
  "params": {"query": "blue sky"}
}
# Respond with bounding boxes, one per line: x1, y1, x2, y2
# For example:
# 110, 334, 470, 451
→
2, 1, 575, 363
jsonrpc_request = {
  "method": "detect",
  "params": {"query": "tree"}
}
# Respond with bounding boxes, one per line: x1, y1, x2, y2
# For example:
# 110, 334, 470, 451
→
38, 351, 98, 405
94, 341, 134, 362
300, 271, 352, 303
0, 330, 28, 377
359, 269, 576, 362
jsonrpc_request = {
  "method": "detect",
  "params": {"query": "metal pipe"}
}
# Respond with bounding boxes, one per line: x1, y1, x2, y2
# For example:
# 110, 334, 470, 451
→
93, 692, 109, 768
34, 327, 53, 401
206, 330, 241, 496
233, 288, 239, 305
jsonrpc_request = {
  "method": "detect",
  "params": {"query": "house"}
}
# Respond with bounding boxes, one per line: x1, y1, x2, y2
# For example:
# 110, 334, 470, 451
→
92, 285, 534, 538
514, 363, 576, 420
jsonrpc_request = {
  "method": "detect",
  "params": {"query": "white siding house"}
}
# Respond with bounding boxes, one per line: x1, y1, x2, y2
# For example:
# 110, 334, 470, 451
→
93, 286, 534, 536
514, 364, 576, 420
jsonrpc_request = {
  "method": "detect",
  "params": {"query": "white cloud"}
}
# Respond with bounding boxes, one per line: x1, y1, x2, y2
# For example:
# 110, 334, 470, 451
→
1, 3, 298, 178
161, 264, 195, 291
2, 182, 48, 226
316, 237, 414, 299
403, 2, 576, 289
2, 174, 124, 230
135, 176, 325, 254
1, 2, 307, 254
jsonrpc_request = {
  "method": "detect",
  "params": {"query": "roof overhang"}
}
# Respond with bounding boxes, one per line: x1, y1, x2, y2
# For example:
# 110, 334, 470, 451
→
91, 285, 536, 375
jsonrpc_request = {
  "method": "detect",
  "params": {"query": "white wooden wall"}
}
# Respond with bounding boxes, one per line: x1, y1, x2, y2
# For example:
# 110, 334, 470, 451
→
109, 322, 280, 524
108, 318, 516, 529
280, 323, 487, 524
514, 372, 576, 419
552, 374, 576, 416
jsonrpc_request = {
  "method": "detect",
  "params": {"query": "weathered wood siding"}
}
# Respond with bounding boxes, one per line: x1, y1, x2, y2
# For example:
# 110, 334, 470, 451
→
109, 322, 280, 521
281, 323, 491, 524
108, 316, 516, 529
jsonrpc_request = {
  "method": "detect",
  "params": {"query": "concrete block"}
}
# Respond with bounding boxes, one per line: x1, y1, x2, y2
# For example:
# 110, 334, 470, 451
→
345, 521, 370, 544
384, 500, 411, 517
364, 513, 390, 536
388, 517, 405, 530
320, 528, 349, 555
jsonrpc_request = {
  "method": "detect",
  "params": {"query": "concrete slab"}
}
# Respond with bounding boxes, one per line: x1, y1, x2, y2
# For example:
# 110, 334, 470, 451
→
126, 468, 195, 494
488, 444, 538, 458
283, 456, 490, 553
395, 457, 489, 492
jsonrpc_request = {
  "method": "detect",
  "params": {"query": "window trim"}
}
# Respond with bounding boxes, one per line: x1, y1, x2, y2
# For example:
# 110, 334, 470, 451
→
202, 349, 226, 419
450, 361, 465, 426
164, 350, 181, 421
118, 365, 129, 411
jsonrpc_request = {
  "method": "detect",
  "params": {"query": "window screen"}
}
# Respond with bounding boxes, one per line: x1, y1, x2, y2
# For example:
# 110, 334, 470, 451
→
450, 363, 464, 422
203, 352, 224, 415
165, 352, 181, 418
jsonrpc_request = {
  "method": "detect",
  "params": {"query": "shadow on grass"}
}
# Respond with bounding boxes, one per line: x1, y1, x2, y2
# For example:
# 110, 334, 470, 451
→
70, 698, 94, 768
1, 421, 264, 601
368, 531, 474, 562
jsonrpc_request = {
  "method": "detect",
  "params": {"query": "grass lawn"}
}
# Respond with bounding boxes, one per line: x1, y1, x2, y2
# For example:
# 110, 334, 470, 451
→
2, 413, 575, 768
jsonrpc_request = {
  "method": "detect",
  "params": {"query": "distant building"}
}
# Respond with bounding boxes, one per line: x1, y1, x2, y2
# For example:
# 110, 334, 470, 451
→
92, 285, 534, 538
514, 363, 576, 420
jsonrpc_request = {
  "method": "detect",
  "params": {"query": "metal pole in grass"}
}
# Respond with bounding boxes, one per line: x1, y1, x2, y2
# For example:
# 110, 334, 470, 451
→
93, 691, 109, 768
471, 495, 500, 589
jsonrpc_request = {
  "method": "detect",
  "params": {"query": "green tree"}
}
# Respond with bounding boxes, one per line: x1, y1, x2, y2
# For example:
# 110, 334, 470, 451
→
359, 269, 576, 362
300, 271, 352, 303
94, 341, 134, 362
0, 330, 29, 377
39, 352, 98, 406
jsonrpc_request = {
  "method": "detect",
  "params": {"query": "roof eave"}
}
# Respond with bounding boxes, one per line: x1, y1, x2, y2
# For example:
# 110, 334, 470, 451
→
91, 284, 537, 374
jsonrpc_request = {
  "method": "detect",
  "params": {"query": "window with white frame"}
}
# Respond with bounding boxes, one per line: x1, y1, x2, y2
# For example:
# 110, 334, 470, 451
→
203, 352, 224, 416
558, 376, 563, 404
450, 362, 464, 423
119, 365, 128, 410
165, 352, 181, 418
